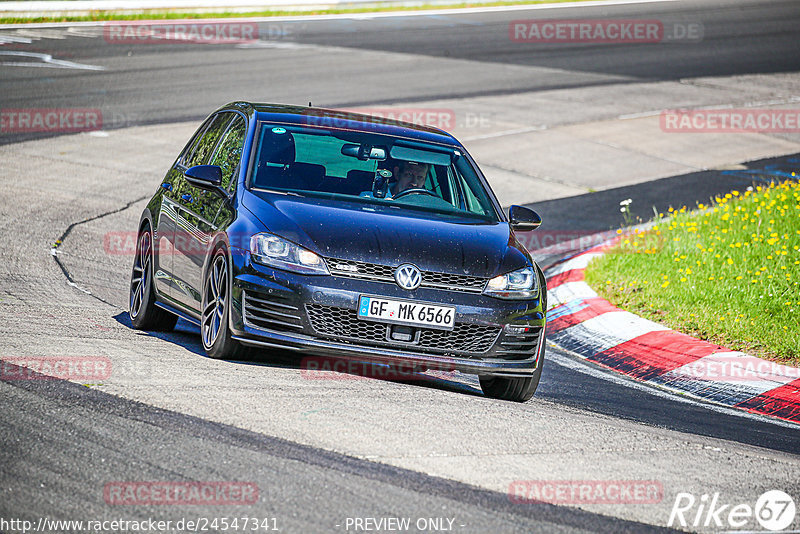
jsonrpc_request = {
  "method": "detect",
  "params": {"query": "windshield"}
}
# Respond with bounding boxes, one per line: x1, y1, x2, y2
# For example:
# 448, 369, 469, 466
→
249, 122, 499, 222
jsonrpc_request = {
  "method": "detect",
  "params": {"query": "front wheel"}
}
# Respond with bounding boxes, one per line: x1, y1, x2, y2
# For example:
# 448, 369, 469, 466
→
480, 343, 544, 402
129, 225, 177, 331
201, 248, 249, 360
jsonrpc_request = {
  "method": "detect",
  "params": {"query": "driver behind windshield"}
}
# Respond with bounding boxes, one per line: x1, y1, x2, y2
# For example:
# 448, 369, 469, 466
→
391, 160, 430, 196
359, 160, 431, 200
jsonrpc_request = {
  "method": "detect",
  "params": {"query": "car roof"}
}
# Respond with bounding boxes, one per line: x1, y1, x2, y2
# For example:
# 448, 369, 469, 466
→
220, 102, 461, 148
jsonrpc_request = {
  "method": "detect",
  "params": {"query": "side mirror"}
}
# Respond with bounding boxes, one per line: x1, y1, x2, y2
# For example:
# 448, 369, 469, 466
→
185, 165, 223, 188
509, 205, 542, 231
184, 165, 231, 202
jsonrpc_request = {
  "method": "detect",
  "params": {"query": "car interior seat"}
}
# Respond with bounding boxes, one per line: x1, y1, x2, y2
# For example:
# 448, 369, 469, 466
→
254, 129, 303, 190
346, 170, 375, 196
287, 162, 326, 191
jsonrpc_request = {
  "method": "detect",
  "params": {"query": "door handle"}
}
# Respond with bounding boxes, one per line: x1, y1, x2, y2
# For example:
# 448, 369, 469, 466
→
181, 194, 194, 203
160, 182, 172, 192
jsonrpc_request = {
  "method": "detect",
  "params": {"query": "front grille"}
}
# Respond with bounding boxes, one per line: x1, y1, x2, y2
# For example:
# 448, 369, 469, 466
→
242, 291, 303, 332
326, 258, 487, 293
422, 271, 486, 291
327, 259, 394, 280
305, 304, 501, 355
495, 326, 543, 360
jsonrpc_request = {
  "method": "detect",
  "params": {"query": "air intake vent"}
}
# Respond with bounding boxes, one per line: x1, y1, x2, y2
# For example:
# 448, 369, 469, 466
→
305, 304, 500, 354
242, 291, 303, 332
496, 326, 543, 360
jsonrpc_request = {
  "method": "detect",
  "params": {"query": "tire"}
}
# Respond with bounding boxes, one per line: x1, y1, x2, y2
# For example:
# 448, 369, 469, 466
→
480, 336, 545, 402
200, 247, 249, 360
129, 223, 178, 331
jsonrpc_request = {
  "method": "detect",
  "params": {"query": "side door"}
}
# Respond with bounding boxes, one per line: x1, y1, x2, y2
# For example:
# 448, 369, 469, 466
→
170, 112, 235, 313
153, 117, 214, 299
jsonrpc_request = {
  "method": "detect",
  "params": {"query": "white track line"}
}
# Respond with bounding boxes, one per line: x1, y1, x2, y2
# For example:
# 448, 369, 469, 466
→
0, 50, 105, 70
0, 0, 678, 29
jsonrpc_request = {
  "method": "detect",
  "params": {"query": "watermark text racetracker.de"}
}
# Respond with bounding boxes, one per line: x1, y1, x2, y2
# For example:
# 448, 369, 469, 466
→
669, 355, 800, 382
104, 481, 259, 506
509, 19, 703, 43
509, 480, 663, 505
105, 229, 663, 258
514, 229, 665, 254
661, 109, 800, 133
0, 109, 147, 134
0, 356, 111, 381
300, 357, 456, 381
303, 107, 492, 131
105, 230, 262, 258
0, 108, 101, 133
103, 21, 268, 44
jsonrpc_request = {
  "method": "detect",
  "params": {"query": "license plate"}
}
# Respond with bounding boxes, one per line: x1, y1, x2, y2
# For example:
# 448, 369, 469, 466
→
357, 296, 455, 331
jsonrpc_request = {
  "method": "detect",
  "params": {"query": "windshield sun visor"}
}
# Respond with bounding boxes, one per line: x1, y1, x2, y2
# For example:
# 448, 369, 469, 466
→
390, 145, 453, 167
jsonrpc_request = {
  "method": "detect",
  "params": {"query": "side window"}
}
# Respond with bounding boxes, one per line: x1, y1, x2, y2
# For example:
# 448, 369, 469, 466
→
185, 113, 233, 168
209, 115, 246, 190
461, 177, 488, 216
445, 166, 463, 209
446, 162, 491, 217
431, 165, 455, 205
178, 117, 214, 165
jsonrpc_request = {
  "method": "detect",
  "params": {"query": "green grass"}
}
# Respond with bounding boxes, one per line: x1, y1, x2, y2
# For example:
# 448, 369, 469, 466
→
585, 179, 800, 364
0, 0, 602, 24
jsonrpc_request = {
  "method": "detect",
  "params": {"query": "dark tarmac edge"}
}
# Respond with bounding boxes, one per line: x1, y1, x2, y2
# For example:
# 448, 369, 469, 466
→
0, 360, 676, 533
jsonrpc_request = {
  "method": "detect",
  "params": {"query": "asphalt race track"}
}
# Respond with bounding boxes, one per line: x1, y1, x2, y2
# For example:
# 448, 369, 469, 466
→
1, 0, 800, 532
2, 0, 799, 145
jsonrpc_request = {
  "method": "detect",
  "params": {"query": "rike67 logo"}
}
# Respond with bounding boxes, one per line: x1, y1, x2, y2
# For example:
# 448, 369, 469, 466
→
669, 490, 796, 531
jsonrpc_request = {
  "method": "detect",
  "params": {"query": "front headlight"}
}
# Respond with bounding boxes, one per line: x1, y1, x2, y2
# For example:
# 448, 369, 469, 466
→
249, 233, 329, 275
483, 266, 538, 299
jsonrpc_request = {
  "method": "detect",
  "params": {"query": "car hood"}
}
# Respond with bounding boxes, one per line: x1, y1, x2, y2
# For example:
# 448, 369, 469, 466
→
242, 191, 529, 278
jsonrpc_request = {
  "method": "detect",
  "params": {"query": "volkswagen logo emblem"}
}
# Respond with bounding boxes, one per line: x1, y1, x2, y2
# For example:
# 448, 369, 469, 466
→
394, 264, 422, 290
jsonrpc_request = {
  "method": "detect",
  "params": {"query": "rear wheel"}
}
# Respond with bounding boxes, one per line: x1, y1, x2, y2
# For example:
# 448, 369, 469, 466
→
129, 224, 177, 331
201, 248, 249, 360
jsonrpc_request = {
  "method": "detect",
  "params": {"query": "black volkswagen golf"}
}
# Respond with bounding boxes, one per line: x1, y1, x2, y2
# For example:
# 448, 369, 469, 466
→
129, 102, 547, 401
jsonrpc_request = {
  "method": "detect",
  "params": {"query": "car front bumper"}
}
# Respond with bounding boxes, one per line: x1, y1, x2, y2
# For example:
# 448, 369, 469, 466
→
228, 250, 546, 377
